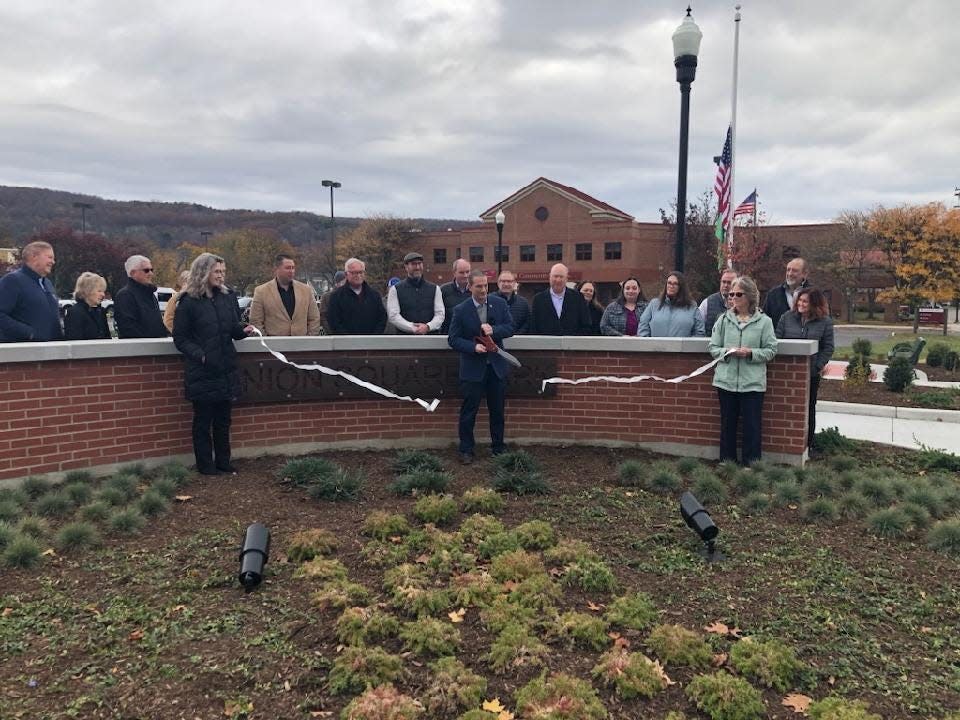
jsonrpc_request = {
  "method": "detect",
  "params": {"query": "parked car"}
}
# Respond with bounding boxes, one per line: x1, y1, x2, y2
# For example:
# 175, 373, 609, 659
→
155, 287, 175, 313
237, 295, 253, 323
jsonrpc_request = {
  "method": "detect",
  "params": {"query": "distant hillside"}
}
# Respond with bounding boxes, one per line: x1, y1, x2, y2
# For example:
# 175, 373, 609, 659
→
0, 186, 482, 248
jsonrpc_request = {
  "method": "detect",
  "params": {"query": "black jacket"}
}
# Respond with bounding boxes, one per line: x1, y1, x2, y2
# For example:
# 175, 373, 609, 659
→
64, 302, 110, 340
114, 279, 168, 338
173, 290, 248, 404
440, 281, 471, 334
328, 282, 387, 335
761, 280, 810, 330
529, 288, 593, 335
492, 291, 531, 334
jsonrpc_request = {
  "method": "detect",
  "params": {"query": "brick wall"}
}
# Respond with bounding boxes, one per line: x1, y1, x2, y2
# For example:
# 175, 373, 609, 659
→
0, 343, 811, 482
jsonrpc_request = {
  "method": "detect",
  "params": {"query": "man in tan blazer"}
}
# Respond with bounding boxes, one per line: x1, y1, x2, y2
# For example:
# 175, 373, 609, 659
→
249, 254, 321, 335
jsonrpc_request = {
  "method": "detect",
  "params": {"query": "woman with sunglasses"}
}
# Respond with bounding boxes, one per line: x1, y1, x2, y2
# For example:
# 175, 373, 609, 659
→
775, 287, 834, 448
708, 276, 778, 466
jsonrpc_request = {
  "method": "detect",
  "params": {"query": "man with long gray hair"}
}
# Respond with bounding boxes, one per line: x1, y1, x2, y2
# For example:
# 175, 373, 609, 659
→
113, 254, 168, 338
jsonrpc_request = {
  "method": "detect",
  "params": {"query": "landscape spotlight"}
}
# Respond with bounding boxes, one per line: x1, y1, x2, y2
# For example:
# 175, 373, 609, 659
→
680, 491, 722, 561
238, 522, 271, 592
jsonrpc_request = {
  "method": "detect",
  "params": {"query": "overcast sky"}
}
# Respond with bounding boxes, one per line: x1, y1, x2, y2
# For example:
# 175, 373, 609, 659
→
0, 0, 957, 224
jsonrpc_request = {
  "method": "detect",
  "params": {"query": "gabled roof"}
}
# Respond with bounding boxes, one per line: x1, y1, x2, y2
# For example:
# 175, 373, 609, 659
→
479, 177, 634, 222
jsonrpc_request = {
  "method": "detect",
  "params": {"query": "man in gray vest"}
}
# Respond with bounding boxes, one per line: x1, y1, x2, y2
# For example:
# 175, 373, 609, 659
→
386, 252, 444, 334
699, 268, 737, 334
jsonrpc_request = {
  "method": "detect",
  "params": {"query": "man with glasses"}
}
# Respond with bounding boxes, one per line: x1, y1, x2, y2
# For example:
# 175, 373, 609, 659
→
699, 268, 738, 334
249, 254, 321, 336
114, 255, 169, 338
327, 258, 387, 335
0, 241, 63, 342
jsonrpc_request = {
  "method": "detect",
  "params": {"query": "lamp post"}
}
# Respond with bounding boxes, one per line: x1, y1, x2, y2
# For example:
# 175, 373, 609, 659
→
321, 180, 341, 274
200, 230, 213, 247
73, 201, 94, 235
671, 6, 702, 273
495, 209, 505, 276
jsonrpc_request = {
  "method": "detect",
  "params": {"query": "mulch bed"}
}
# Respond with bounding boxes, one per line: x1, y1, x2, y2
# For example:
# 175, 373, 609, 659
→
819, 364, 960, 409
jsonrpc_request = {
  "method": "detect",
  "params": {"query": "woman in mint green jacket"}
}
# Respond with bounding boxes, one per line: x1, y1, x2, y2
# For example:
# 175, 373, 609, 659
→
708, 276, 778, 466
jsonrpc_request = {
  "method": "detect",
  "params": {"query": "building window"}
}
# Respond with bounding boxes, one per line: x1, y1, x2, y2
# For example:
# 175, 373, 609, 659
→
494, 245, 509, 262
604, 242, 622, 260
433, 248, 447, 265
575, 243, 592, 261
782, 245, 800, 261
469, 247, 484, 263
520, 245, 536, 262
455, 247, 462, 259
547, 244, 563, 261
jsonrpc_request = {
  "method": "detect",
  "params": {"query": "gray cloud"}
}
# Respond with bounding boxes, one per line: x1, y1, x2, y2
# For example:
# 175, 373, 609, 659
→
0, 0, 957, 224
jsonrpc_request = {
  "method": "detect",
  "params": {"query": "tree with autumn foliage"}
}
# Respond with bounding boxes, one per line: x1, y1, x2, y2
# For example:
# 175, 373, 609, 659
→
206, 229, 297, 295
335, 216, 418, 292
869, 202, 960, 335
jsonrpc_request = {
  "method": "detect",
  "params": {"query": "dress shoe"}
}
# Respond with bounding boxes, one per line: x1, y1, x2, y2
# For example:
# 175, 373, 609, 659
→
216, 465, 239, 474
198, 467, 220, 476
459, 452, 475, 465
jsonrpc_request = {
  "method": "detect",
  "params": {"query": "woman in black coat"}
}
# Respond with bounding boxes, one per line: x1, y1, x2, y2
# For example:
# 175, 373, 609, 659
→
173, 253, 252, 475
64, 272, 111, 340
577, 281, 604, 335
775, 287, 835, 448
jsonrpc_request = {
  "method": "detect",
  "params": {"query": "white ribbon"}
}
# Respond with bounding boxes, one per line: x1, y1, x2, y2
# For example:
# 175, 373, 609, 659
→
249, 328, 440, 412
541, 348, 737, 392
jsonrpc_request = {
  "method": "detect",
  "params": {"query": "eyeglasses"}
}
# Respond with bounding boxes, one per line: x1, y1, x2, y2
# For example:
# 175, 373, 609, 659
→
141, 268, 154, 273
346, 270, 365, 275
727, 291, 745, 297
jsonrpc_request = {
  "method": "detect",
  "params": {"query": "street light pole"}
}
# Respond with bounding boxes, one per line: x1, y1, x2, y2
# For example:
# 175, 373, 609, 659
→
73, 201, 94, 235
200, 231, 213, 247
321, 180, 341, 274
672, 7, 702, 273
495, 209, 505, 277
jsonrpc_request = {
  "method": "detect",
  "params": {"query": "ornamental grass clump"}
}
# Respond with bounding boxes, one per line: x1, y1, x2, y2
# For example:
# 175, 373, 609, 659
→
615, 459, 646, 487
0, 500, 21, 523
491, 450, 549, 496
35, 491, 73, 518
15, 516, 50, 539
340, 684, 422, 720
803, 498, 838, 523
279, 457, 338, 487
732, 469, 765, 496
311, 579, 371, 611
95, 486, 128, 507
773, 480, 803, 507
62, 481, 93, 506
646, 624, 712, 669
362, 511, 411, 541
104, 474, 140, 501
803, 471, 838, 499
686, 671, 765, 720
551, 611, 610, 651
900, 502, 932, 531
137, 490, 169, 517
855, 476, 895, 507
514, 672, 607, 720
149, 477, 178, 499
2, 533, 42, 568
287, 528, 339, 563
107, 509, 146, 535
513, 519, 556, 550
903, 484, 941, 516
837, 492, 871, 520
334, 606, 400, 646
327, 645, 406, 695
460, 485, 504, 514
486, 622, 548, 673
812, 426, 857, 455
605, 591, 659, 631
866, 507, 910, 538
490, 549, 545, 583
54, 521, 102, 553
808, 696, 882, 720
926, 519, 960, 556
390, 469, 452, 496
63, 469, 94, 484
307, 467, 363, 501
692, 472, 728, 507
21, 476, 53, 499
393, 448, 444, 475
77, 501, 112, 524
399, 617, 461, 657
155, 461, 190, 486
423, 657, 487, 716
294, 556, 348, 582
592, 646, 672, 699
413, 494, 458, 526
740, 492, 771, 515
648, 461, 681, 494
729, 637, 805, 692
0, 521, 14, 549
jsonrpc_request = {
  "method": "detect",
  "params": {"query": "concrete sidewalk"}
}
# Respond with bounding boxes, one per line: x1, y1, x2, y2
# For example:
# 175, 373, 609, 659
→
817, 400, 960, 454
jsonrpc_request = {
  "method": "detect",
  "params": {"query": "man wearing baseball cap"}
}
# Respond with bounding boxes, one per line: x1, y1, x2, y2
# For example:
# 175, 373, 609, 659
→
386, 251, 444, 334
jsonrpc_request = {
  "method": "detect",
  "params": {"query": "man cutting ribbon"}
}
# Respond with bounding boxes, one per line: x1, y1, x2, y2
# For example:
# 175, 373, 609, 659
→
448, 269, 516, 465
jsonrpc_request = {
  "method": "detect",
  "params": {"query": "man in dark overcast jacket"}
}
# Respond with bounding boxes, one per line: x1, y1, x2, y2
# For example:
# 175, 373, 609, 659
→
327, 258, 387, 334
113, 254, 168, 338
439, 258, 472, 334
529, 263, 592, 335
0, 241, 63, 342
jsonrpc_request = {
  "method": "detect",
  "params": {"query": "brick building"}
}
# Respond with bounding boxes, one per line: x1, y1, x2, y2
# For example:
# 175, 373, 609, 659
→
416, 177, 862, 309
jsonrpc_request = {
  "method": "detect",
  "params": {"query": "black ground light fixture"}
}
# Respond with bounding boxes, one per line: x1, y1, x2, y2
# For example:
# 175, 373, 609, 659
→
680, 491, 722, 562
238, 522, 271, 592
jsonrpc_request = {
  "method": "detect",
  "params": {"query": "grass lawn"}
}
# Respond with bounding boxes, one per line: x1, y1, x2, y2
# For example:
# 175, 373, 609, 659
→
1, 443, 959, 719
834, 332, 960, 362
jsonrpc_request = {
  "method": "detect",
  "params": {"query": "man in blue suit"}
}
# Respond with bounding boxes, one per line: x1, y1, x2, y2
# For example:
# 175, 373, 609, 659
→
448, 270, 514, 464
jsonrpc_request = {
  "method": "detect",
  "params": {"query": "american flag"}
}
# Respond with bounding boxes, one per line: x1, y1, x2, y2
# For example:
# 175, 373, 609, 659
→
713, 126, 732, 235
734, 189, 757, 217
